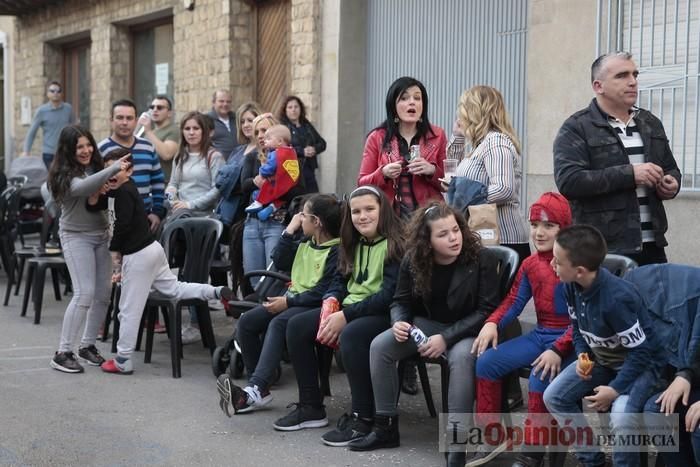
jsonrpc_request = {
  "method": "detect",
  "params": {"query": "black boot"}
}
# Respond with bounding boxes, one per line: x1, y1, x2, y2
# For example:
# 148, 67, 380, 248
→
446, 451, 466, 467
348, 414, 400, 451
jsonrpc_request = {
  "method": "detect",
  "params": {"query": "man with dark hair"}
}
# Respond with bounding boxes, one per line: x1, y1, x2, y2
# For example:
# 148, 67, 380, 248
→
137, 95, 179, 180
98, 98, 166, 233
206, 89, 237, 158
553, 52, 681, 265
22, 80, 75, 167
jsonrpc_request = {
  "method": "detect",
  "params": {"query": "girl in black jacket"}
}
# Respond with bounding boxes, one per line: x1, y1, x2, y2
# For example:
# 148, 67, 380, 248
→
348, 203, 500, 467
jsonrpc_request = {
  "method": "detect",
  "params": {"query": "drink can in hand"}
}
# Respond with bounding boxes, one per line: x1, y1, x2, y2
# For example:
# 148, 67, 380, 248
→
408, 325, 429, 347
409, 145, 421, 161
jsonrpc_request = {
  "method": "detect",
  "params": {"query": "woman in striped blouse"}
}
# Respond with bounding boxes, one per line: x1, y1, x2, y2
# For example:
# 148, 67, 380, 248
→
453, 85, 530, 262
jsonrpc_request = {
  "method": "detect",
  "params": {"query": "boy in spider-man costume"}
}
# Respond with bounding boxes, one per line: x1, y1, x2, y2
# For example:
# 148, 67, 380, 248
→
468, 192, 574, 467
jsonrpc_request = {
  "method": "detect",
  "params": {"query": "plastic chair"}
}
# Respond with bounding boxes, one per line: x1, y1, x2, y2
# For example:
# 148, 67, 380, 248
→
399, 246, 521, 417
602, 254, 638, 277
4, 208, 61, 305
0, 186, 19, 275
141, 217, 223, 378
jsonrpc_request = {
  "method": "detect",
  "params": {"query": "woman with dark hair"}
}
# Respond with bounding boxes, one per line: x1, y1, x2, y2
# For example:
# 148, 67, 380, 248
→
358, 76, 447, 218
279, 96, 326, 193
273, 186, 405, 448
348, 203, 500, 467
165, 111, 224, 217
164, 111, 225, 344
47, 125, 131, 373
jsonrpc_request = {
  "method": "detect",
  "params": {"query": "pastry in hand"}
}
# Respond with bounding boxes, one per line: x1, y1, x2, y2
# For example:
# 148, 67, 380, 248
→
578, 352, 594, 376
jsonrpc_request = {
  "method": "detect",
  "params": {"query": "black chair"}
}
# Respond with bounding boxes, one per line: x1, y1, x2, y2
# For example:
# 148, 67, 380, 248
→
398, 245, 521, 418
4, 208, 61, 306
602, 254, 638, 277
211, 265, 291, 379
140, 217, 223, 378
0, 186, 19, 275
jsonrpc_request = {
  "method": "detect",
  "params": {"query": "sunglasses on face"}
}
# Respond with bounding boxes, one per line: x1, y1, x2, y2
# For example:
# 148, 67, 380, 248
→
149, 105, 168, 111
48, 88, 61, 93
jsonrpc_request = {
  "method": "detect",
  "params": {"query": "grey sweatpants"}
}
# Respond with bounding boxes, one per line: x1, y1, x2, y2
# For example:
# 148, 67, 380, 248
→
117, 241, 218, 359
58, 230, 112, 353
369, 316, 477, 433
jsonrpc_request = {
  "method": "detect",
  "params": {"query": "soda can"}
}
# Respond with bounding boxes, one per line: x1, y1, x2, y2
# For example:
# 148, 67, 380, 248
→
408, 325, 428, 347
409, 144, 421, 161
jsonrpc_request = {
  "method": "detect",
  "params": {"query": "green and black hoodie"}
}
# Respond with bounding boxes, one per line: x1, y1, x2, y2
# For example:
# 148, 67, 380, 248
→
271, 231, 340, 308
324, 236, 400, 322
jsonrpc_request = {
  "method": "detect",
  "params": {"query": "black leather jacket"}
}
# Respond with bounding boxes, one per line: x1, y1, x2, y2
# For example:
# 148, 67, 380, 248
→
390, 248, 500, 347
553, 99, 681, 254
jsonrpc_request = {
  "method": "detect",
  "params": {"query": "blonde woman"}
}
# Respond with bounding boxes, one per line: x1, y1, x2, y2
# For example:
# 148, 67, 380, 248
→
241, 113, 304, 284
454, 85, 529, 261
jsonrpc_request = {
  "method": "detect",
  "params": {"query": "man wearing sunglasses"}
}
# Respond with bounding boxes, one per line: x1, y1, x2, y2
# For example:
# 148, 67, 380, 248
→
21, 80, 75, 168
137, 95, 179, 180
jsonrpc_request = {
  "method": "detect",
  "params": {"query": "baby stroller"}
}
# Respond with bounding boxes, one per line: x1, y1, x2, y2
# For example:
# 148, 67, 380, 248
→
211, 264, 291, 379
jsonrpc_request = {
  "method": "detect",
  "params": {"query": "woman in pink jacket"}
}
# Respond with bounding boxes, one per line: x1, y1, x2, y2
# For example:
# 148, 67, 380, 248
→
358, 76, 446, 219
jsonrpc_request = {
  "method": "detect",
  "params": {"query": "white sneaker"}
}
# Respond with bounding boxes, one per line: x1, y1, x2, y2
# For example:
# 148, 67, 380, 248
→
238, 385, 273, 413
245, 201, 263, 213
181, 326, 201, 345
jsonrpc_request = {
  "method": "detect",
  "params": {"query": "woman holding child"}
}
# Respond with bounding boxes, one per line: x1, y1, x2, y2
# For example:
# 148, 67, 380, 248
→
241, 113, 305, 284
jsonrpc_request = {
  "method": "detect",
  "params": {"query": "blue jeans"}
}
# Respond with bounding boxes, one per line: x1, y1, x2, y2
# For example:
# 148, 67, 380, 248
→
58, 230, 112, 352
42, 152, 54, 169
477, 326, 574, 394
242, 217, 284, 286
644, 388, 700, 467
543, 361, 662, 467
237, 304, 312, 391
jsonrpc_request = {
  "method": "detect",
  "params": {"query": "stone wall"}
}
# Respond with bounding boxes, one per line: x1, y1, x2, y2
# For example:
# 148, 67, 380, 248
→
13, 0, 256, 145
289, 0, 321, 120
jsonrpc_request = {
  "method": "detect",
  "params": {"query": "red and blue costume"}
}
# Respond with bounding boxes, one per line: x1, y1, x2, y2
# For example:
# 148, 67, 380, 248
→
475, 192, 574, 437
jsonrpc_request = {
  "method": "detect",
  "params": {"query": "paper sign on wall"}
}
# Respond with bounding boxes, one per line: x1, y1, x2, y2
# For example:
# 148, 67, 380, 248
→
20, 96, 31, 125
155, 63, 169, 94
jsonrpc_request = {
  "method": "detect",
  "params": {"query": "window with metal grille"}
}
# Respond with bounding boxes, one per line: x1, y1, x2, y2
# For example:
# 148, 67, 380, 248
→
597, 0, 700, 191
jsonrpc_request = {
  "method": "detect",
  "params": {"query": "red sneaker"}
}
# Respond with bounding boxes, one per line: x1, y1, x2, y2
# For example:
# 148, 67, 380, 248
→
101, 358, 134, 375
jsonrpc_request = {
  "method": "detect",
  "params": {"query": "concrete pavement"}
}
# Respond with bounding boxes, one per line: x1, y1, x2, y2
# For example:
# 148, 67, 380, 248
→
0, 274, 577, 467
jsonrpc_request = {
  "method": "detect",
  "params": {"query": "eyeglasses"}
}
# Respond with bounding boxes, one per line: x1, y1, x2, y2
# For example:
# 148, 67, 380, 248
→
149, 105, 168, 111
299, 212, 318, 221
48, 88, 61, 93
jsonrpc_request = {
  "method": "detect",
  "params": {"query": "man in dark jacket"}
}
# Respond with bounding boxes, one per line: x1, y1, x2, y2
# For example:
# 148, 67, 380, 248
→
207, 89, 238, 158
553, 51, 681, 265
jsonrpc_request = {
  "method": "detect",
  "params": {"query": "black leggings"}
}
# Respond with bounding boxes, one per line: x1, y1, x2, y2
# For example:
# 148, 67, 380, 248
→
286, 308, 389, 418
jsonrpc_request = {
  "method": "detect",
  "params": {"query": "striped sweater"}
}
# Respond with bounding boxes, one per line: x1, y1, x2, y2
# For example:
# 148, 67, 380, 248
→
455, 131, 528, 244
98, 136, 166, 218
